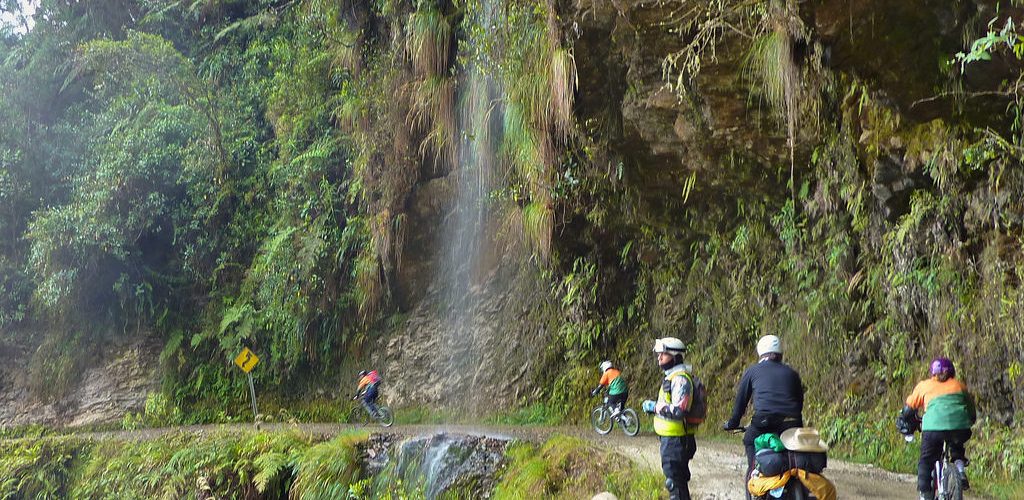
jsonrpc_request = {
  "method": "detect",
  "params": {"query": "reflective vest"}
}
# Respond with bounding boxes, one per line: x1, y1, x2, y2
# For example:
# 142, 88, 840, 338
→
653, 370, 695, 437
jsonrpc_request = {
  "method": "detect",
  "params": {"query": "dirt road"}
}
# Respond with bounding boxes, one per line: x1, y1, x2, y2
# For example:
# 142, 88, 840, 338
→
71, 422, 974, 499
601, 431, 923, 499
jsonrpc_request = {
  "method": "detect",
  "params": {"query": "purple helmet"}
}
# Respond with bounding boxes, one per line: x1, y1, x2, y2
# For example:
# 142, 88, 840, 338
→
930, 357, 955, 378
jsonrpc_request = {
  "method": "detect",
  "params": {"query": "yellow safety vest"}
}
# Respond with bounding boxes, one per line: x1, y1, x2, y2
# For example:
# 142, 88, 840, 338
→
653, 370, 695, 437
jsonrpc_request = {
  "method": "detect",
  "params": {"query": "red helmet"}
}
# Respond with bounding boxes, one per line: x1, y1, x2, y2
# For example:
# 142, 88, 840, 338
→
930, 357, 955, 378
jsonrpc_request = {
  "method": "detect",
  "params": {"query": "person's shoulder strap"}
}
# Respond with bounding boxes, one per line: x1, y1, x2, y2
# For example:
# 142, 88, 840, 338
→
665, 368, 686, 380
668, 370, 693, 388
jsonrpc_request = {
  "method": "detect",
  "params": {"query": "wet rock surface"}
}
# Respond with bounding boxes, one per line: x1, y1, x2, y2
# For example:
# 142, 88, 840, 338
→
392, 432, 507, 498
379, 268, 554, 409
357, 430, 508, 498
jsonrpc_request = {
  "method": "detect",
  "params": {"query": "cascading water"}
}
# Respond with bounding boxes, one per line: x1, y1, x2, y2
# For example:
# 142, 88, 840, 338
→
364, 433, 508, 499
432, 0, 505, 405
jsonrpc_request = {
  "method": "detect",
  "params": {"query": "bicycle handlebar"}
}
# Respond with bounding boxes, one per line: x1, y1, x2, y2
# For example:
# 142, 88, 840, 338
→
721, 421, 746, 433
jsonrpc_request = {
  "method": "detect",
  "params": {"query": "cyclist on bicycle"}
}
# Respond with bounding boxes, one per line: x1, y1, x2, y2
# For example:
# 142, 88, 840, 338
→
899, 357, 976, 499
591, 360, 629, 417
352, 369, 382, 418
722, 334, 804, 494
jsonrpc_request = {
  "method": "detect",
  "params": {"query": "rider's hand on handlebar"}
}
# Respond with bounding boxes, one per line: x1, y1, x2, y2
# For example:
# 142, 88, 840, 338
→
722, 421, 745, 432
590, 388, 600, 397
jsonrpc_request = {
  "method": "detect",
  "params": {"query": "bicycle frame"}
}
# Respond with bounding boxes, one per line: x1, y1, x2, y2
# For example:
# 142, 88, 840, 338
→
933, 440, 964, 500
934, 447, 945, 498
601, 398, 622, 419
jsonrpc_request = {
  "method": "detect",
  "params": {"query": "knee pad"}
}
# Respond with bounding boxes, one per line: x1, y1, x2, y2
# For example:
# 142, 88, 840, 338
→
664, 478, 675, 492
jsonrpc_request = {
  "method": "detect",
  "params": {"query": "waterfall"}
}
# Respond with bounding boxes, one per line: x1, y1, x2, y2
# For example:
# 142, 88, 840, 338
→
432, 0, 504, 406
366, 432, 508, 499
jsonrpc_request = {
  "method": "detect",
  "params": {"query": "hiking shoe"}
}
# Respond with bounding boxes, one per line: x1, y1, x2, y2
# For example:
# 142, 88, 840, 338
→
961, 476, 970, 491
919, 491, 934, 500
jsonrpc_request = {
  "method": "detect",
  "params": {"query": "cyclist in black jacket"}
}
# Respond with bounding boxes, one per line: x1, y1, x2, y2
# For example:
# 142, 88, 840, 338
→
723, 335, 804, 494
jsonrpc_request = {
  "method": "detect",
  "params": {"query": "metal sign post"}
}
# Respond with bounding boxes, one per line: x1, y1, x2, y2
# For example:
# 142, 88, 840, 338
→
247, 372, 258, 422
234, 347, 261, 424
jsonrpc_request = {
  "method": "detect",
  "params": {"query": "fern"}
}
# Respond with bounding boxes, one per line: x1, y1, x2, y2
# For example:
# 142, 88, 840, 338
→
218, 301, 255, 338
289, 432, 367, 500
253, 451, 292, 493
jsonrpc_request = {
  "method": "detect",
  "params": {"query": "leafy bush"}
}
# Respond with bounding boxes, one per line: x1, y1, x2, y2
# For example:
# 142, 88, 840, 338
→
493, 435, 660, 499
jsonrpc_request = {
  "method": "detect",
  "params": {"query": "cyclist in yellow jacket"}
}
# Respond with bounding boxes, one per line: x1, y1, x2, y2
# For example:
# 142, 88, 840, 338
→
641, 337, 696, 500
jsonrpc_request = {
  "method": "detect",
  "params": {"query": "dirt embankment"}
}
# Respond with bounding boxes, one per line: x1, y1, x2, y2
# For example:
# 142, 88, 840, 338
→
0, 336, 160, 427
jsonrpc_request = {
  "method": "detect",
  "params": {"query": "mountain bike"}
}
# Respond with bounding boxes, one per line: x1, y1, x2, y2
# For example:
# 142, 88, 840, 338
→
901, 432, 965, 500
369, 404, 394, 427
932, 441, 965, 500
352, 396, 394, 427
590, 395, 639, 436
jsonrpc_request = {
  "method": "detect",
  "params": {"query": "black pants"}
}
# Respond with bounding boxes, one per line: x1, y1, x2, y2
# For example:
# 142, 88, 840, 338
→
743, 415, 802, 498
660, 435, 697, 500
918, 429, 971, 493
607, 391, 628, 412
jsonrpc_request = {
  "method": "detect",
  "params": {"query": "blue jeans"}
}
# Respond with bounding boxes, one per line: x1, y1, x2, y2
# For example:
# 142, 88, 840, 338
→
361, 385, 379, 417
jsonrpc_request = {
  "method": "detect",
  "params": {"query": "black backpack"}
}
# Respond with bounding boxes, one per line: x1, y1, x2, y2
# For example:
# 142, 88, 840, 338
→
679, 371, 708, 425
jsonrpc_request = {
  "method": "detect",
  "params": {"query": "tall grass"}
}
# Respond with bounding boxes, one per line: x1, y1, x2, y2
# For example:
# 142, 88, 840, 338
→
493, 1, 578, 260
493, 435, 661, 499
290, 431, 367, 499
354, 248, 384, 321
409, 74, 457, 162
408, 3, 452, 79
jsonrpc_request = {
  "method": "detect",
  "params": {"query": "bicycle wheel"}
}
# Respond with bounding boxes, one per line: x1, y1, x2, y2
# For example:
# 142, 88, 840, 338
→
377, 406, 394, 427
785, 482, 809, 500
619, 409, 640, 436
941, 461, 963, 500
591, 406, 613, 434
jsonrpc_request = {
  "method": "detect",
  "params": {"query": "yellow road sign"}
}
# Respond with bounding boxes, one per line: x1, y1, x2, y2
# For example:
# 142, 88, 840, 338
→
234, 347, 260, 373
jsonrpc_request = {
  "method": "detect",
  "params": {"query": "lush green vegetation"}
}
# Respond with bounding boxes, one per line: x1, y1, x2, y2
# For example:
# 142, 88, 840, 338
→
0, 0, 575, 416
2, 0, 1024, 493
493, 435, 661, 499
0, 429, 368, 499
0, 430, 659, 499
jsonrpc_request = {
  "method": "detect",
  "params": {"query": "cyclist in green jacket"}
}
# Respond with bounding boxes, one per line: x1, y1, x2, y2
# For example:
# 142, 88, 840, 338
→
590, 360, 629, 416
899, 357, 976, 499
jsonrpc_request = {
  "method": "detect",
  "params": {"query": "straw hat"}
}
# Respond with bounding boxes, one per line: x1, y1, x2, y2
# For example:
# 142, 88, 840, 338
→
780, 427, 829, 453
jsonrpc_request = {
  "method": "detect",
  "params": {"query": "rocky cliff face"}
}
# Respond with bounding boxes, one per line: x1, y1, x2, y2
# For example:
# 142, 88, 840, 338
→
0, 334, 159, 426
366, 0, 1024, 426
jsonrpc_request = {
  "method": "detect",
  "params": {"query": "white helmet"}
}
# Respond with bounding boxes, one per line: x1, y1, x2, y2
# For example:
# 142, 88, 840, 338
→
653, 337, 686, 354
757, 335, 782, 356
599, 360, 613, 372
